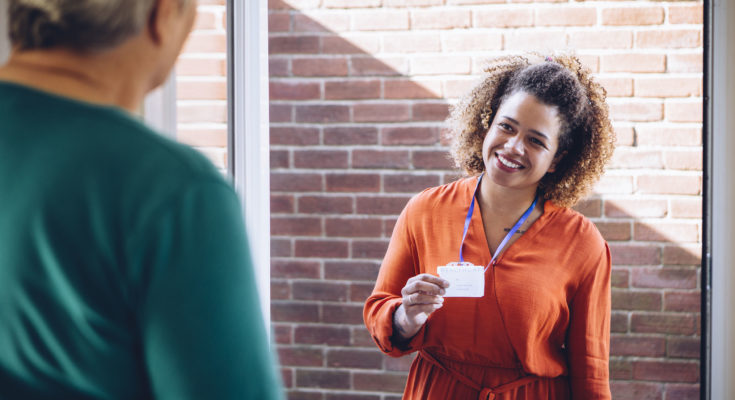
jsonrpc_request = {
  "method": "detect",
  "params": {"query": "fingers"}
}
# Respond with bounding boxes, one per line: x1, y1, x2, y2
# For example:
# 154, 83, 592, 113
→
402, 275, 449, 297
403, 292, 444, 307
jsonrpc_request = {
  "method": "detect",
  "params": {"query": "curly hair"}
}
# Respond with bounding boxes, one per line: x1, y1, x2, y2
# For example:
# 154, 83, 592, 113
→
447, 53, 615, 208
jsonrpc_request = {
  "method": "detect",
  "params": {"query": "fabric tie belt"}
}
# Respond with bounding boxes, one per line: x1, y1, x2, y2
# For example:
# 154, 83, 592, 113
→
418, 350, 541, 400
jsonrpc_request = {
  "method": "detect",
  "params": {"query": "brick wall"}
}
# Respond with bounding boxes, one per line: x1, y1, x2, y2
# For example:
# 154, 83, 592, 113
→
178, 0, 703, 398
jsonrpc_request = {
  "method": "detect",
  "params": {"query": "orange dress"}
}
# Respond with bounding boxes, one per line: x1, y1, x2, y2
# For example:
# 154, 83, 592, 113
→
364, 177, 611, 399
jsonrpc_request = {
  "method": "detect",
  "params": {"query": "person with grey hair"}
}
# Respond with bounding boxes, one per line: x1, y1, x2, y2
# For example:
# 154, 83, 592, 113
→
0, 0, 283, 399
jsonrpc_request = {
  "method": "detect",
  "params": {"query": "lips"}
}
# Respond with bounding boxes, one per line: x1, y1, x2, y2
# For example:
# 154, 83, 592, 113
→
495, 153, 524, 170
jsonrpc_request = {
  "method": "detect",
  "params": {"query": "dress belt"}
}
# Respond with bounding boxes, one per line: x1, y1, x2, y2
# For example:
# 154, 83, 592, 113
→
418, 350, 541, 400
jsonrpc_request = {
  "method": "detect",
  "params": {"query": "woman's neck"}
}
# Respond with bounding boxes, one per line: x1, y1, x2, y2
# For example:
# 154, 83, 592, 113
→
476, 175, 540, 220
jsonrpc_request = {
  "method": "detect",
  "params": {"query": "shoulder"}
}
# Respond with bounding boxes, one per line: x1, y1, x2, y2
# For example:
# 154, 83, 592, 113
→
544, 203, 608, 256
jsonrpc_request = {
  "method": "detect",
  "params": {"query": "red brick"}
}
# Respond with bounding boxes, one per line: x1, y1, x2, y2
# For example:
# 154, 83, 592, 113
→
573, 198, 601, 218
295, 105, 350, 123
669, 4, 703, 24
609, 100, 663, 122
610, 382, 663, 400
270, 0, 320, 9
327, 349, 383, 369
295, 326, 351, 346
601, 54, 666, 73
384, 79, 442, 99
635, 125, 701, 146
665, 384, 700, 399
503, 31, 567, 51
294, 150, 350, 169
384, 217, 399, 237
611, 335, 665, 357
321, 34, 381, 54
269, 13, 290, 32
352, 10, 409, 31
594, 175, 633, 195
295, 239, 349, 258
663, 245, 701, 265
605, 199, 667, 218
286, 390, 322, 400
322, 304, 365, 324
325, 261, 380, 281
612, 289, 661, 311
413, 102, 450, 121
177, 128, 226, 148
293, 281, 349, 301
293, 12, 349, 32
411, 56, 471, 75
601, 6, 664, 26
667, 52, 703, 73
271, 149, 289, 168
595, 221, 631, 241
272, 172, 323, 192
632, 360, 698, 382
634, 221, 699, 242
269, 36, 320, 54
381, 33, 441, 53
412, 150, 454, 170
610, 149, 663, 169
444, 78, 478, 98
272, 259, 321, 279
296, 369, 350, 389
596, 77, 633, 97
635, 77, 701, 98
353, 150, 410, 169
326, 173, 380, 192
632, 267, 697, 289
324, 126, 378, 145
325, 80, 381, 100
352, 240, 390, 259
353, 372, 409, 392
535, 7, 596, 26
637, 175, 700, 195
354, 103, 411, 123
670, 197, 702, 219
271, 216, 322, 236
271, 280, 290, 300
611, 312, 629, 333
473, 8, 533, 28
298, 195, 354, 214
631, 313, 695, 335
271, 194, 295, 214
271, 238, 292, 257
442, 31, 502, 51
177, 57, 226, 76
665, 100, 702, 123
270, 127, 320, 146
183, 33, 226, 53
609, 244, 661, 265
356, 195, 410, 215
385, 353, 416, 372
448, 0, 504, 3
384, 173, 441, 193
351, 327, 375, 348
380, 126, 439, 146
636, 29, 701, 49
568, 30, 633, 49
663, 150, 702, 171
178, 104, 226, 123
278, 346, 323, 367
326, 394, 381, 400
272, 302, 320, 322
292, 57, 349, 77
270, 81, 321, 101
269, 58, 289, 76
351, 56, 407, 76
269, 104, 292, 123
667, 337, 700, 359
611, 268, 629, 288
384, 0, 443, 5
410, 9, 471, 29
664, 291, 700, 312
273, 324, 292, 345
323, 0, 381, 8
353, 281, 375, 302
610, 359, 632, 380
325, 217, 383, 237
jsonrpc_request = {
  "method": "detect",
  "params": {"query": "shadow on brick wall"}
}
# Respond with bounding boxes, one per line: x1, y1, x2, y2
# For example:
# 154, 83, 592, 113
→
268, 2, 701, 399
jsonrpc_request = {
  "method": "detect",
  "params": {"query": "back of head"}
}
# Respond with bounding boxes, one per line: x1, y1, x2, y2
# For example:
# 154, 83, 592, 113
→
8, 0, 156, 52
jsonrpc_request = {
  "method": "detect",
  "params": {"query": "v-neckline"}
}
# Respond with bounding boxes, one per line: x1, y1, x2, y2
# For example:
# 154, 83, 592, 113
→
468, 180, 552, 266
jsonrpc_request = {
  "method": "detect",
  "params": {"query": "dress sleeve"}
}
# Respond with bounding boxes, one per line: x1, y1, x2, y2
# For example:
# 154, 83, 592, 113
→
130, 180, 283, 400
363, 198, 426, 357
566, 241, 612, 399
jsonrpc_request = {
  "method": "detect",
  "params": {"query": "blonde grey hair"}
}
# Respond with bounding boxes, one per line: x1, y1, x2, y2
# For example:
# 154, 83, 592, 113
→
8, 0, 189, 51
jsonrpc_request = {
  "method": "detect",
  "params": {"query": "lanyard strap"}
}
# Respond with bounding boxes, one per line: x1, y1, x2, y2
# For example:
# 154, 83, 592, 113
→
458, 173, 539, 270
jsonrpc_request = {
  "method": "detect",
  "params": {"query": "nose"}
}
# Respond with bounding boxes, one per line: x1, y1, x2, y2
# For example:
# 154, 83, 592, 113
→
504, 134, 524, 155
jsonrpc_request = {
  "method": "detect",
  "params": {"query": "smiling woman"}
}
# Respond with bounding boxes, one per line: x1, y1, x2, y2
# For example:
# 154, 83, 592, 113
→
364, 54, 616, 400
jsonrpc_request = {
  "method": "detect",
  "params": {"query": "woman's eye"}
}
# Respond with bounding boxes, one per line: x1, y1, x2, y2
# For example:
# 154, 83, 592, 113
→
498, 123, 512, 131
530, 137, 547, 148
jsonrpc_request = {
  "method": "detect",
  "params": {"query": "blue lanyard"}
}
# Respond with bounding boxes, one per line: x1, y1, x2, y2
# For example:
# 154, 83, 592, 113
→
458, 173, 539, 271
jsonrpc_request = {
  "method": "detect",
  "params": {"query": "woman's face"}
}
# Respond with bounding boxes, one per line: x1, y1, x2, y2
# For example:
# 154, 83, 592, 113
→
481, 91, 563, 193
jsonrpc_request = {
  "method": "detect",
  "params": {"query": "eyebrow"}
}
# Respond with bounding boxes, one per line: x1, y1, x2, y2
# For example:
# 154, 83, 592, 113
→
500, 116, 550, 140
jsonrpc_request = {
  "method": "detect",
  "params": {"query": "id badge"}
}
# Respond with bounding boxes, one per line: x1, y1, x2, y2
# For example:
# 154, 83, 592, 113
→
437, 262, 484, 297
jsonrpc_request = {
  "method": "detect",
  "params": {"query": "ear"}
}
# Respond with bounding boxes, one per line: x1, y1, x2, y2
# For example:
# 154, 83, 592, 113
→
147, 0, 177, 46
547, 151, 567, 173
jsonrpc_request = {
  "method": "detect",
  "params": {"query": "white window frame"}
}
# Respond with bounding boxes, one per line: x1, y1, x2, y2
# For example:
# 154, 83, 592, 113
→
0, 0, 9, 65
709, 0, 735, 398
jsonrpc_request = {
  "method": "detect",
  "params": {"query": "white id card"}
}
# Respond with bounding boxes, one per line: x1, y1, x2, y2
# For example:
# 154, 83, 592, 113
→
437, 262, 484, 297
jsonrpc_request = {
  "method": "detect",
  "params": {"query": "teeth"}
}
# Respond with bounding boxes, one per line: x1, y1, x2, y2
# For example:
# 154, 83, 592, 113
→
498, 155, 522, 169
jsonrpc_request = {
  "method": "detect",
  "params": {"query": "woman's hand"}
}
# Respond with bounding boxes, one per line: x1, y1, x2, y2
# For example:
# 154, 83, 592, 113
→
392, 274, 450, 341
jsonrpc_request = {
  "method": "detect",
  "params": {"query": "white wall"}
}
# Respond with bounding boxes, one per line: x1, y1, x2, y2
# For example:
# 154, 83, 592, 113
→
711, 0, 735, 397
0, 0, 10, 64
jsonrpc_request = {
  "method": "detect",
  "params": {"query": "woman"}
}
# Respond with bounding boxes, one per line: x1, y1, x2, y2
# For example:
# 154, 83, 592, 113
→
0, 1, 281, 399
364, 54, 615, 399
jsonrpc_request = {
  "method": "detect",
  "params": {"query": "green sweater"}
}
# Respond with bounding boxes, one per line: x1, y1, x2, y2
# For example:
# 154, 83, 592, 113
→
0, 82, 282, 399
